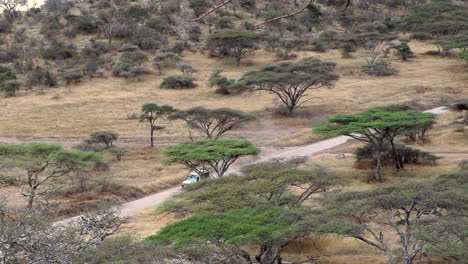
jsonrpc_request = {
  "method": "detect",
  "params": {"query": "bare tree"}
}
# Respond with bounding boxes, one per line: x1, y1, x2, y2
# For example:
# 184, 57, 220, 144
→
0, 198, 125, 263
0, 0, 26, 17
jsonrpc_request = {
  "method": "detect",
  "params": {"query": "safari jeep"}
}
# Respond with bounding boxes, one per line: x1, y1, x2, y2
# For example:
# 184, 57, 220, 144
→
181, 170, 210, 187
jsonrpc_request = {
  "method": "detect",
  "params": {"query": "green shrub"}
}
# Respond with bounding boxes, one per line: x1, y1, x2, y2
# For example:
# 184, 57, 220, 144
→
43, 45, 75, 60
310, 39, 329, 52
27, 66, 57, 87
411, 32, 432, 40
119, 44, 139, 52
355, 144, 440, 168
160, 75, 196, 89
3, 80, 22, 97
62, 68, 82, 85
120, 51, 148, 65
362, 60, 398, 76
214, 17, 234, 29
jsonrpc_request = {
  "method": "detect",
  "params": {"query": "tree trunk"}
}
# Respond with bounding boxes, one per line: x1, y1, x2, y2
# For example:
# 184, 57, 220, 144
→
375, 149, 383, 181
27, 192, 35, 209
150, 127, 154, 148
390, 139, 404, 169
235, 55, 241, 66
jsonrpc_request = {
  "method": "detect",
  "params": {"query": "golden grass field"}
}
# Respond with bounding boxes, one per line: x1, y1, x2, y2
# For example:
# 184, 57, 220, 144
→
0, 41, 466, 147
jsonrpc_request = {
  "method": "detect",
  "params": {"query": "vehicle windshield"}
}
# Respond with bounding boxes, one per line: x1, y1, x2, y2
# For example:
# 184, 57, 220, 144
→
187, 175, 198, 180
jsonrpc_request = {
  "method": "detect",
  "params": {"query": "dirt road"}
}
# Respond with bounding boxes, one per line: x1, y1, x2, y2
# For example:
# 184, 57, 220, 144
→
12, 106, 449, 224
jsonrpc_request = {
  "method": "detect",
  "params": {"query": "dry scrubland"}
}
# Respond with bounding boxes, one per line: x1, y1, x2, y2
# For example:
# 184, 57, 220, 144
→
0, 41, 466, 147
1, 38, 467, 214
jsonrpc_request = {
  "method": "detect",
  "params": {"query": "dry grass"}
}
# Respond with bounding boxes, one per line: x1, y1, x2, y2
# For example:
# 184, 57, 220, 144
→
0, 41, 466, 147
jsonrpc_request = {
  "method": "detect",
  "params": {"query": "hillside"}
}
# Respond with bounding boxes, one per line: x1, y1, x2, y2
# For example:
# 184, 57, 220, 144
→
0, 0, 467, 263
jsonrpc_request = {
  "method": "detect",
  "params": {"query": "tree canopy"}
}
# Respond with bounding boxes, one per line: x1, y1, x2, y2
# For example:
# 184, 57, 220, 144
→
314, 107, 435, 180
168, 107, 257, 139
207, 30, 264, 66
0, 143, 104, 208
319, 178, 467, 264
140, 103, 177, 147
241, 57, 339, 114
162, 139, 260, 178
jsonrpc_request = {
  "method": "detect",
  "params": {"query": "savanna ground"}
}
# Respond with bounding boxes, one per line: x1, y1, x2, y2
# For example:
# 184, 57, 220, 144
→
1, 36, 467, 262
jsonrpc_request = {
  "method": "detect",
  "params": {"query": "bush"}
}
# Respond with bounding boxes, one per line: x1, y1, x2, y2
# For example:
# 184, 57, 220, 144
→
0, 47, 19, 63
338, 42, 357, 57
3, 80, 22, 97
355, 143, 439, 169
214, 17, 234, 29
132, 26, 163, 50
119, 44, 139, 52
62, 68, 82, 85
73, 143, 106, 152
43, 45, 75, 60
209, 70, 248, 95
0, 71, 16, 92
310, 39, 329, 52
177, 63, 197, 76
160, 75, 196, 89
0, 19, 12, 33
120, 51, 148, 66
27, 66, 57, 87
362, 60, 398, 76
154, 52, 180, 67
146, 17, 168, 32
411, 32, 432, 40
84, 131, 119, 149
65, 14, 103, 33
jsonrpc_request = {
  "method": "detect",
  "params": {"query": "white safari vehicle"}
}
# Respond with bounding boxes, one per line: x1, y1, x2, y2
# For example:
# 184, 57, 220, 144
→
181, 170, 210, 187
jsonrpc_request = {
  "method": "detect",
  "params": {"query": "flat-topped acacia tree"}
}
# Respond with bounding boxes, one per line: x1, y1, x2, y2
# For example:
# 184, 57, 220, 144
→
206, 31, 264, 66
168, 107, 257, 139
140, 103, 177, 148
162, 139, 260, 178
320, 179, 466, 264
0, 143, 104, 208
314, 108, 435, 181
241, 57, 339, 115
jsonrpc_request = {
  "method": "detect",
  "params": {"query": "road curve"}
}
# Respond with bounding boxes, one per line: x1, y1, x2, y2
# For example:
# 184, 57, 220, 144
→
45, 107, 451, 224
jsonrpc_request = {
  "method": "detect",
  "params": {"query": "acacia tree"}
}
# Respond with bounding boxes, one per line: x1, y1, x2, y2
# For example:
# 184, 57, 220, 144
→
149, 160, 337, 263
140, 103, 177, 148
207, 31, 263, 66
84, 131, 119, 149
162, 139, 260, 178
0, 143, 104, 209
148, 207, 320, 264
168, 107, 256, 139
319, 180, 467, 264
241, 58, 339, 114
314, 108, 435, 181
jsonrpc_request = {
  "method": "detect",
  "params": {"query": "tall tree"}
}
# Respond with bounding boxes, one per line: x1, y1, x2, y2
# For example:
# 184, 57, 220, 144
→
0, 143, 104, 208
147, 207, 320, 264
162, 139, 260, 178
169, 107, 256, 139
139, 103, 177, 148
314, 108, 435, 181
319, 180, 467, 264
241, 58, 339, 114
207, 31, 263, 66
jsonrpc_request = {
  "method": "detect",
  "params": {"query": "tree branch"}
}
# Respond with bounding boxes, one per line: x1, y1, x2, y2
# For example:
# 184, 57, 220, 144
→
186, 0, 234, 22
254, 0, 314, 28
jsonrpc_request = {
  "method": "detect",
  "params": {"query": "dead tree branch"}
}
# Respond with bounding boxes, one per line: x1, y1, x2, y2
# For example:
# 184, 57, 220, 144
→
186, 0, 234, 22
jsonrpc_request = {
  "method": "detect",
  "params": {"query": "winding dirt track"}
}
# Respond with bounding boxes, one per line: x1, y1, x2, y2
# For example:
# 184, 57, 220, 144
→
1, 107, 451, 224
